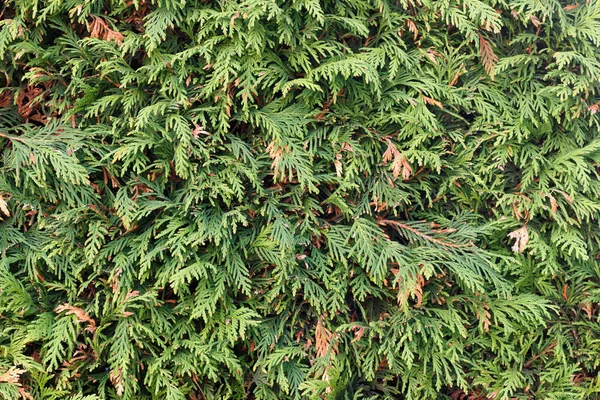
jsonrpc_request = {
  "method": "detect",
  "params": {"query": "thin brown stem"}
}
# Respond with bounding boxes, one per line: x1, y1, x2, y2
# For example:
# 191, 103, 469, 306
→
378, 219, 470, 249
0, 132, 27, 143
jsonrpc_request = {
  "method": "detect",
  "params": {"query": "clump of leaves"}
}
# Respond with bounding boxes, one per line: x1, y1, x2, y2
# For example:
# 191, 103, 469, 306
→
1, 0, 600, 399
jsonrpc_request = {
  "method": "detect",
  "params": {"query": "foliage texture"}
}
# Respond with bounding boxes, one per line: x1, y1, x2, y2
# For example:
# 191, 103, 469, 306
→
1, 0, 600, 399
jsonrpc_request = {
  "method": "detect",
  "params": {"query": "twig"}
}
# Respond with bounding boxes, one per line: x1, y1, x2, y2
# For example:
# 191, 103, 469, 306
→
378, 219, 471, 249
0, 132, 27, 143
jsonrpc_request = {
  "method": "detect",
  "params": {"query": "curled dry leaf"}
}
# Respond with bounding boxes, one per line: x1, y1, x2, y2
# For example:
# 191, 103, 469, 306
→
0, 367, 26, 384
477, 304, 492, 333
423, 95, 443, 109
560, 191, 573, 204
0, 91, 12, 107
391, 269, 410, 306
406, 19, 418, 41
548, 193, 558, 214
563, 3, 580, 11
89, 16, 124, 45
16, 85, 48, 123
266, 140, 282, 169
125, 290, 140, 300
340, 142, 353, 152
479, 34, 498, 77
191, 124, 210, 139
449, 66, 464, 87
582, 302, 593, 320
230, 11, 241, 27
55, 304, 97, 333
68, 4, 83, 17
18, 388, 34, 400
414, 274, 424, 308
334, 152, 343, 177
382, 139, 412, 180
0, 195, 10, 217
315, 318, 338, 358
351, 325, 365, 343
425, 48, 441, 64
508, 225, 529, 253
110, 367, 125, 396
333, 159, 343, 177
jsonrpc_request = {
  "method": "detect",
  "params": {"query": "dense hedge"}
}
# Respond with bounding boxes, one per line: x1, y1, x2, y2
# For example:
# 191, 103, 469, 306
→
1, 0, 600, 399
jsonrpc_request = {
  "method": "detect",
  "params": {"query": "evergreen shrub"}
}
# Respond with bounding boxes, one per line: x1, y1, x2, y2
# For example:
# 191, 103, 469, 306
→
1, 0, 600, 399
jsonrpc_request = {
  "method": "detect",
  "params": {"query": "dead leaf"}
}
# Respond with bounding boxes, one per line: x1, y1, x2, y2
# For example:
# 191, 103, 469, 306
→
105, 29, 125, 45
512, 202, 522, 220
0, 195, 10, 217
334, 153, 343, 178
0, 367, 26, 384
18, 388, 34, 400
423, 95, 443, 109
109, 268, 122, 293
479, 306, 491, 332
55, 304, 97, 333
560, 191, 573, 204
0, 91, 12, 108
449, 68, 463, 87
414, 274, 424, 307
382, 140, 412, 180
110, 367, 125, 396
89, 17, 104, 39
341, 142, 353, 152
548, 193, 558, 214
230, 11, 240, 27
479, 34, 498, 77
266, 141, 283, 170
69, 4, 83, 18
125, 290, 140, 300
89, 16, 124, 45
400, 155, 412, 180
407, 19, 418, 41
351, 325, 365, 343
191, 124, 209, 139
16, 85, 48, 123
315, 318, 338, 358
507, 225, 529, 253
382, 139, 398, 164
563, 3, 579, 11
425, 48, 441, 64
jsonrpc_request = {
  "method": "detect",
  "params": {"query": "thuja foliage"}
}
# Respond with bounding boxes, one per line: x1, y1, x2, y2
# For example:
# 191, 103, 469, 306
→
1, 0, 600, 398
